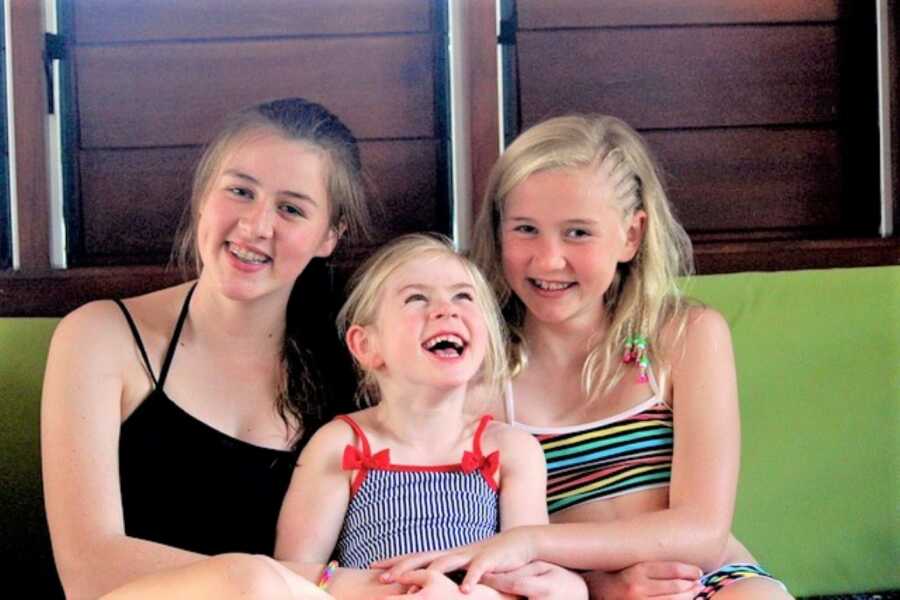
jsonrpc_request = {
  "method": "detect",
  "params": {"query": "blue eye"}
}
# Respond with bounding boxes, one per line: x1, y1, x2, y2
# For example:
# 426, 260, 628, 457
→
279, 203, 306, 219
404, 293, 427, 304
454, 291, 474, 302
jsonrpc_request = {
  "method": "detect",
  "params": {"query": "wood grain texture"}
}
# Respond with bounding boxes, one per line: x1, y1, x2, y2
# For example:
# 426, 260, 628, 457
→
76, 35, 436, 148
72, 0, 433, 43
517, 25, 840, 130
646, 128, 844, 233
517, 0, 843, 29
71, 140, 439, 265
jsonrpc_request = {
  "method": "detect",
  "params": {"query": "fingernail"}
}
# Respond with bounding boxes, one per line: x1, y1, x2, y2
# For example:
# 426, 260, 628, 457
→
381, 573, 392, 582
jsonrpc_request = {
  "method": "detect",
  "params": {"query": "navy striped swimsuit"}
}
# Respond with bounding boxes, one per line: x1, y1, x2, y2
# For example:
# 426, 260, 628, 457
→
333, 414, 500, 568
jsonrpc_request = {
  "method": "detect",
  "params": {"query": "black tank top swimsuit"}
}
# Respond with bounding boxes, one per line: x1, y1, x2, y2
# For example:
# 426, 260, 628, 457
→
114, 284, 298, 556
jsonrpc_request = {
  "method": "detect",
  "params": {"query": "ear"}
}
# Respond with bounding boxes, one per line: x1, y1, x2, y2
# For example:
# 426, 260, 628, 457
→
345, 324, 384, 370
619, 209, 647, 263
314, 224, 341, 258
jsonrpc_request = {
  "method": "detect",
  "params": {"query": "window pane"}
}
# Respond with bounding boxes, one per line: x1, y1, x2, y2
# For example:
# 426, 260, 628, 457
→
58, 0, 452, 269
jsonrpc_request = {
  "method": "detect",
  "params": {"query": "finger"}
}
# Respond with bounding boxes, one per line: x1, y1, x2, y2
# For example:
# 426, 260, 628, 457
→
643, 561, 703, 581
480, 561, 552, 589
427, 553, 472, 575
392, 570, 434, 588
649, 577, 704, 596
372, 550, 439, 570
459, 557, 495, 593
482, 573, 552, 597
380, 553, 443, 581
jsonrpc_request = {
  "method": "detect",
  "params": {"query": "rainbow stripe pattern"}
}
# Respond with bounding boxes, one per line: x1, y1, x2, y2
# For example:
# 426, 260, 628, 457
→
529, 396, 674, 514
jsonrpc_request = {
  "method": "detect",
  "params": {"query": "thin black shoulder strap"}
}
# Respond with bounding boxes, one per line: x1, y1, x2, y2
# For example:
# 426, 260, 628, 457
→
112, 298, 158, 387
157, 283, 198, 388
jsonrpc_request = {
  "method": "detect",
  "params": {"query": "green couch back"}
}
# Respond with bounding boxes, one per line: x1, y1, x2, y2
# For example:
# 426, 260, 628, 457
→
1, 266, 897, 597
685, 266, 899, 596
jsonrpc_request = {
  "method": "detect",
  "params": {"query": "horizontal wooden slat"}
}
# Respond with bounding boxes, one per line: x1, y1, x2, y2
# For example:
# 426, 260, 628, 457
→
517, 0, 842, 30
518, 25, 840, 130
4, 238, 897, 316
73, 140, 439, 264
76, 35, 436, 148
72, 0, 433, 43
646, 128, 843, 233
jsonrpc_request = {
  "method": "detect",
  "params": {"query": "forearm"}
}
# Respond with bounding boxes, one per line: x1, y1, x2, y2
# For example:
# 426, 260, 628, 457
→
57, 534, 207, 600
526, 508, 728, 572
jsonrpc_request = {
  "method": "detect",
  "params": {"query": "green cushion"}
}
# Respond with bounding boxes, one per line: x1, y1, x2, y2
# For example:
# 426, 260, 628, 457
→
685, 266, 900, 597
0, 318, 61, 595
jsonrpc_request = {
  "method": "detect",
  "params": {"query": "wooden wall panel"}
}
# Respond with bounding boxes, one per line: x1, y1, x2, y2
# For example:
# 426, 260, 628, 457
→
73, 0, 433, 42
517, 25, 840, 130
517, 0, 843, 29
77, 141, 439, 263
76, 35, 436, 149
647, 128, 842, 234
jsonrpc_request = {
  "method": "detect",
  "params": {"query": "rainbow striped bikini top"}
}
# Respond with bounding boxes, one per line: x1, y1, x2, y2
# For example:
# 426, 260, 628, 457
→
505, 373, 673, 515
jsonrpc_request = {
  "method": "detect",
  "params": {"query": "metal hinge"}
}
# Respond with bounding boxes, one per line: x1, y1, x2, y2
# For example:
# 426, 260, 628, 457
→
43, 33, 66, 114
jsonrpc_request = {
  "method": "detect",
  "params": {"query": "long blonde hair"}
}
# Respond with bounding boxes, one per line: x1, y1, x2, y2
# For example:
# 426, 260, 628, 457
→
338, 233, 509, 407
471, 114, 693, 400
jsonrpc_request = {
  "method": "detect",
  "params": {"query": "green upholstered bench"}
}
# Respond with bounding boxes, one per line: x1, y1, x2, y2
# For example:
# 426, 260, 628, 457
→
2, 266, 897, 598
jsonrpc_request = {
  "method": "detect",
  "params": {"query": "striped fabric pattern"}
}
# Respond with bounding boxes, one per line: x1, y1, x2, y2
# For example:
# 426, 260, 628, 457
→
334, 469, 499, 568
530, 397, 674, 514
697, 563, 784, 598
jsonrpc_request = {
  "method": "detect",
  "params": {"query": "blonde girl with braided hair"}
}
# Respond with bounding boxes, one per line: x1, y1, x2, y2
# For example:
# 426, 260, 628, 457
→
376, 115, 792, 600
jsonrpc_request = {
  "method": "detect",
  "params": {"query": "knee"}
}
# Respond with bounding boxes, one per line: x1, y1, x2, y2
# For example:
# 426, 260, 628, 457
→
209, 553, 292, 599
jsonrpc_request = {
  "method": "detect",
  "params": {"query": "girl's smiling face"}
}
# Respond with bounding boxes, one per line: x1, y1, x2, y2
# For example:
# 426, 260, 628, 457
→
196, 129, 339, 304
500, 165, 645, 331
349, 253, 489, 395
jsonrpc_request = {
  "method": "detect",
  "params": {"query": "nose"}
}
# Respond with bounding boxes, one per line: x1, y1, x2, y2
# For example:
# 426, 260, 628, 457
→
533, 235, 566, 271
239, 201, 275, 239
430, 297, 459, 320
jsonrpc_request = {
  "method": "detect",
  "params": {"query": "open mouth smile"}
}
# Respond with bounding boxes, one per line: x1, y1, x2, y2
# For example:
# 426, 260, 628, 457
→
528, 278, 576, 291
227, 242, 271, 265
422, 333, 467, 358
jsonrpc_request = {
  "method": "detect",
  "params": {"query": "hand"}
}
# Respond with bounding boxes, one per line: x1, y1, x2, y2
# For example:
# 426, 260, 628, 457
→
583, 561, 703, 599
481, 561, 588, 600
378, 570, 500, 600
374, 528, 538, 592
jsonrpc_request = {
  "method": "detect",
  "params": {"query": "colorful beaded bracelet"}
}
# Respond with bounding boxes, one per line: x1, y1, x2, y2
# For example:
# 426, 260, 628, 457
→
317, 560, 339, 590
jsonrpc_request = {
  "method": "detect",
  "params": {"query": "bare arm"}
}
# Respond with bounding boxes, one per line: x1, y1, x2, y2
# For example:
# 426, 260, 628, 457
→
275, 420, 353, 563
493, 424, 549, 529
42, 302, 207, 599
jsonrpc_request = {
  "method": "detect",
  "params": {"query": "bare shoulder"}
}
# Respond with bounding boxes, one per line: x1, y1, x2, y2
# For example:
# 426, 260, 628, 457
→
299, 415, 358, 461
482, 418, 542, 457
661, 304, 733, 367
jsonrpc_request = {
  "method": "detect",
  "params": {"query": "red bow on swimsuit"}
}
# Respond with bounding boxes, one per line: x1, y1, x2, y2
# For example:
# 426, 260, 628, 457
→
342, 446, 391, 470
461, 450, 500, 480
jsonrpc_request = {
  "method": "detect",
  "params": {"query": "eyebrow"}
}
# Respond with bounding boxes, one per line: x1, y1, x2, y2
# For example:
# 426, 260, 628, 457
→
222, 169, 318, 205
396, 282, 475, 295
505, 215, 599, 226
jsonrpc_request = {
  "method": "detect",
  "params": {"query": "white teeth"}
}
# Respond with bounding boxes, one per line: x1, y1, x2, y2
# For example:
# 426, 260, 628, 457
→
532, 278, 572, 291
229, 243, 268, 264
424, 334, 465, 350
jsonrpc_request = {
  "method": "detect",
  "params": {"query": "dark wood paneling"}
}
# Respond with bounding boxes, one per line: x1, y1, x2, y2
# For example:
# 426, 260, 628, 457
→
8, 0, 49, 270
517, 0, 843, 29
73, 0, 433, 43
466, 0, 500, 218
647, 128, 843, 234
76, 35, 436, 148
518, 25, 840, 130
693, 237, 900, 274
360, 140, 440, 242
78, 147, 200, 261
74, 140, 438, 264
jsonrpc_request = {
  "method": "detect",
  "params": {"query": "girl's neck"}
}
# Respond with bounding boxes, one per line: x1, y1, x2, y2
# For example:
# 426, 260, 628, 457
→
523, 312, 608, 373
371, 384, 469, 447
188, 277, 285, 356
